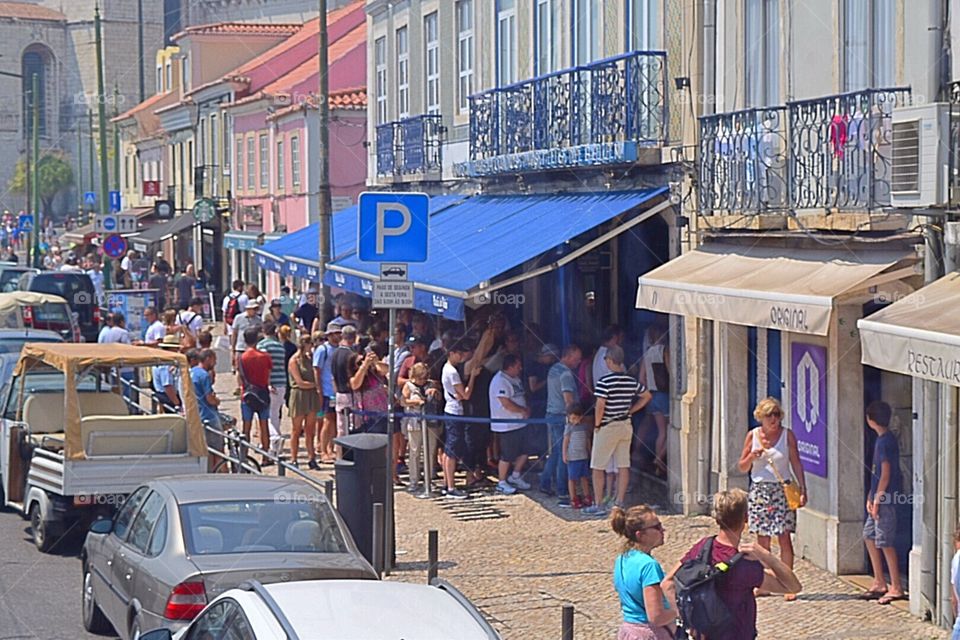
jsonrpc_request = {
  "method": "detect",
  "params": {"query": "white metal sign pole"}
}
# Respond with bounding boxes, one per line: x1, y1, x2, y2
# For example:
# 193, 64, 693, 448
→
385, 305, 396, 574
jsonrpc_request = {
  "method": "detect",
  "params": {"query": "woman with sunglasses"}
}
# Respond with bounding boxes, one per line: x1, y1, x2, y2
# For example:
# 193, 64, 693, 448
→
611, 505, 676, 640
737, 396, 807, 601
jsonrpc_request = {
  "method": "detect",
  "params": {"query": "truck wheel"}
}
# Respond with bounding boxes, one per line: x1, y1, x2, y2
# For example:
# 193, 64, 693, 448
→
82, 565, 114, 634
29, 501, 53, 553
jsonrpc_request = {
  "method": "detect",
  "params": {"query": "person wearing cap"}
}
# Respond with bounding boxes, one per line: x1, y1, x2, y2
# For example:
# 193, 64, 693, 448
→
257, 320, 288, 457
540, 344, 583, 505
313, 321, 342, 463
278, 286, 297, 319
154, 251, 171, 275
584, 345, 652, 516
294, 290, 319, 335
231, 299, 263, 355
264, 298, 290, 328
152, 335, 182, 412
528, 343, 559, 422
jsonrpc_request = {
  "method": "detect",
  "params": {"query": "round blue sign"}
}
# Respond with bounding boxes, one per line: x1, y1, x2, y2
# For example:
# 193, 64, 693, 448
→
103, 217, 117, 231
102, 233, 127, 259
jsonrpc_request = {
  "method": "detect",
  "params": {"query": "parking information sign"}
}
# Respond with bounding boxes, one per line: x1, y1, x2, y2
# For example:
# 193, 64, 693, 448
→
94, 214, 138, 234
357, 192, 429, 263
373, 281, 414, 308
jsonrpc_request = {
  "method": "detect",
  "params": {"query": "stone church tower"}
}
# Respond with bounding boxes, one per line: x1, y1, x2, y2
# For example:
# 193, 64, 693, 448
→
180, 0, 352, 26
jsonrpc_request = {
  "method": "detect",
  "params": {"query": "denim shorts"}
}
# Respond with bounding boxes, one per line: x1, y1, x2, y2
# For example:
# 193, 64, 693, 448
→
648, 391, 670, 415
567, 459, 590, 480
444, 418, 468, 460
241, 398, 270, 422
863, 504, 897, 548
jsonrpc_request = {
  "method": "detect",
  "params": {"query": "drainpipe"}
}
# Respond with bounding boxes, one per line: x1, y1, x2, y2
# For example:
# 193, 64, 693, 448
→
921, 226, 944, 614
938, 222, 960, 626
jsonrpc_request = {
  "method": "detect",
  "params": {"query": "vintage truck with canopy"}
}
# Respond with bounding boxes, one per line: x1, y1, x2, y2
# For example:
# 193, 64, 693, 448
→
0, 343, 208, 551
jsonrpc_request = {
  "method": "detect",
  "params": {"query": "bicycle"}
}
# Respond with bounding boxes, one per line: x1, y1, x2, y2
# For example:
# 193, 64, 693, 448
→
211, 416, 262, 474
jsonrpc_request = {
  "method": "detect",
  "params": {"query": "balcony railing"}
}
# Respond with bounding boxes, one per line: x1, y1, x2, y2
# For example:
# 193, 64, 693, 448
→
788, 88, 910, 211
459, 50, 667, 177
375, 114, 443, 178
699, 107, 788, 215
699, 87, 912, 214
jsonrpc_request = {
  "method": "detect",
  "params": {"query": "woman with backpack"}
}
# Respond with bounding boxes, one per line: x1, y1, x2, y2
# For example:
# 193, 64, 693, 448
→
611, 505, 676, 640
662, 489, 802, 640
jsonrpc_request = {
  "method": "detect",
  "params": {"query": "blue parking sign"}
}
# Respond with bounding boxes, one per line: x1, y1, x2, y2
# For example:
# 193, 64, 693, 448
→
109, 190, 121, 213
357, 192, 429, 263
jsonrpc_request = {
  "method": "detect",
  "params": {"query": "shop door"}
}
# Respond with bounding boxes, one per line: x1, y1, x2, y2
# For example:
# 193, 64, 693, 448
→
747, 327, 783, 427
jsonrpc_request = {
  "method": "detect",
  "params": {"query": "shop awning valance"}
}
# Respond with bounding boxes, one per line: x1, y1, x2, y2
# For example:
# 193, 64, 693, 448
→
859, 273, 960, 385
223, 230, 262, 251
636, 244, 913, 336
131, 214, 200, 252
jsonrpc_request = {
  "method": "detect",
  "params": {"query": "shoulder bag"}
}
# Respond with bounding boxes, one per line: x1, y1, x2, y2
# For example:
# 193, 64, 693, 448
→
766, 453, 803, 511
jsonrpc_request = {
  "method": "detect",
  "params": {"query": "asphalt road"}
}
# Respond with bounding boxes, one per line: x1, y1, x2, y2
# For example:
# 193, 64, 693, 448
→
0, 506, 116, 640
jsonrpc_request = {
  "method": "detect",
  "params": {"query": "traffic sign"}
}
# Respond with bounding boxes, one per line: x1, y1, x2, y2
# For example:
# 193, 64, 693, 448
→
373, 281, 415, 308
192, 198, 217, 223
17, 214, 33, 232
357, 192, 428, 263
94, 214, 138, 234
84, 191, 96, 206
102, 233, 127, 259
109, 190, 121, 213
380, 263, 408, 281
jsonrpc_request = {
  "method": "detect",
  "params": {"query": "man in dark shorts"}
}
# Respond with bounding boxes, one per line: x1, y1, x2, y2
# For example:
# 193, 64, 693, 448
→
441, 343, 478, 499
488, 354, 531, 495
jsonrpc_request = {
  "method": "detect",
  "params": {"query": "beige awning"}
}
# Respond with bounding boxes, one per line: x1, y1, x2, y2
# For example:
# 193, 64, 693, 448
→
858, 273, 960, 385
636, 244, 912, 336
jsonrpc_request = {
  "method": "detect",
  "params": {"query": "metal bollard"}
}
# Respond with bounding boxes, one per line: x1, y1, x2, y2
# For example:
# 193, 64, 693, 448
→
324, 479, 334, 503
238, 436, 248, 473
427, 529, 438, 584
277, 454, 286, 476
372, 502, 384, 578
420, 415, 432, 499
561, 605, 574, 640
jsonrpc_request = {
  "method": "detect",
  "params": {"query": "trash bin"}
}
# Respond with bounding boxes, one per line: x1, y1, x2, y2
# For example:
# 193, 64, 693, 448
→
334, 433, 388, 565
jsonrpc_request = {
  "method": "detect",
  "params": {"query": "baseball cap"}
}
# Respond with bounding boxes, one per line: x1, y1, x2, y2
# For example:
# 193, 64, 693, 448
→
539, 343, 560, 358
270, 298, 281, 308
245, 300, 261, 309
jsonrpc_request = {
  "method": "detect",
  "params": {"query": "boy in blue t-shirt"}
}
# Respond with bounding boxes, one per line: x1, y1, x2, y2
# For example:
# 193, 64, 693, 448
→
562, 403, 593, 509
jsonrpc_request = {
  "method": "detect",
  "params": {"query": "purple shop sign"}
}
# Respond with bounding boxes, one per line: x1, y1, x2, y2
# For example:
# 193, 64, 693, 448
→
791, 342, 828, 477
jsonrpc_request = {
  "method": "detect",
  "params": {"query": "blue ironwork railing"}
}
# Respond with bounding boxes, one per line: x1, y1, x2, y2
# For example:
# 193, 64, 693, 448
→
376, 114, 443, 177
698, 87, 912, 214
699, 107, 788, 215
468, 50, 668, 161
787, 87, 911, 211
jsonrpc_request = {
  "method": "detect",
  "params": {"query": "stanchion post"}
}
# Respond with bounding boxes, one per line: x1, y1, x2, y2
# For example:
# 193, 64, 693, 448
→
420, 414, 432, 498
277, 454, 286, 476
324, 479, 334, 503
372, 502, 384, 578
427, 529, 438, 584
561, 605, 574, 640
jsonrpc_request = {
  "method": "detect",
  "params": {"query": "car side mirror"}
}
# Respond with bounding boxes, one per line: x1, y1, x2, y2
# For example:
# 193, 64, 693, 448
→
89, 518, 113, 534
139, 630, 172, 640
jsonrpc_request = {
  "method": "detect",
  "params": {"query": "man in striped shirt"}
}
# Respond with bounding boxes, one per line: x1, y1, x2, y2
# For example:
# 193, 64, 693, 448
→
257, 320, 286, 457
584, 344, 652, 515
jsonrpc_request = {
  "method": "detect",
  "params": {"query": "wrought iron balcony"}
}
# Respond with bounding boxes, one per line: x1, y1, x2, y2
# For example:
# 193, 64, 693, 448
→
698, 87, 911, 215
699, 107, 788, 215
457, 50, 667, 178
375, 114, 443, 179
787, 87, 911, 211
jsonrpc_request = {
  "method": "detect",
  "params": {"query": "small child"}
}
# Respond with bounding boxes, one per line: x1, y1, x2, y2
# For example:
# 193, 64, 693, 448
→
562, 403, 593, 509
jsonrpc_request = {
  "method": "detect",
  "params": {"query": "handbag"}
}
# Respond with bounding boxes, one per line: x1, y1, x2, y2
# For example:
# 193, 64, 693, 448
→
766, 453, 803, 510
238, 356, 269, 413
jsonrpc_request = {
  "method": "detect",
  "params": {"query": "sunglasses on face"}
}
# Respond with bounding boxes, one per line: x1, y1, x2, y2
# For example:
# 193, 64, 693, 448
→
641, 521, 664, 533
766, 410, 782, 418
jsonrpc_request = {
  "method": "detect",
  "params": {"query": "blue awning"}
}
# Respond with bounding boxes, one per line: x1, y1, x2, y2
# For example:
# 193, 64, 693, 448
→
224, 230, 262, 251
325, 188, 667, 319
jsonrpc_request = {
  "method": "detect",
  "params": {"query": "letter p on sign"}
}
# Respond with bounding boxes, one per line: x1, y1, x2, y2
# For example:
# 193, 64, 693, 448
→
358, 192, 429, 263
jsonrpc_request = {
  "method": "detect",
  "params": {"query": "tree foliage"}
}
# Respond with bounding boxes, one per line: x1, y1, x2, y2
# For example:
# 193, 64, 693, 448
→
8, 151, 75, 214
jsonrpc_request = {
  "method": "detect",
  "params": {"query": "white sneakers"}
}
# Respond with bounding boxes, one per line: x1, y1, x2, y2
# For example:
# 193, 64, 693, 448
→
508, 473, 531, 490
496, 480, 517, 495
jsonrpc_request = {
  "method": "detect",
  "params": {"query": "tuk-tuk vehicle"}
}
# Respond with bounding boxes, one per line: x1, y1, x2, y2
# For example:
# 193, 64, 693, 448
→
0, 343, 208, 552
0, 291, 82, 342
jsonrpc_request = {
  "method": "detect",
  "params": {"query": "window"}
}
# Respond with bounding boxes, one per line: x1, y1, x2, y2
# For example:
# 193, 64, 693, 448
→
182, 56, 191, 91
187, 140, 194, 185
497, 0, 517, 86
375, 37, 387, 124
456, 0, 474, 113
124, 156, 130, 190
745, 0, 780, 107
127, 492, 165, 554
396, 26, 409, 118
236, 136, 244, 190
629, 0, 661, 50
156, 65, 162, 92
276, 139, 285, 192
210, 114, 219, 174
246, 137, 255, 190
112, 487, 149, 541
424, 12, 440, 114
184, 600, 255, 640
843, 0, 895, 90
573, 0, 601, 65
165, 62, 172, 90
258, 134, 268, 189
147, 508, 167, 556
291, 135, 301, 188
535, 0, 562, 75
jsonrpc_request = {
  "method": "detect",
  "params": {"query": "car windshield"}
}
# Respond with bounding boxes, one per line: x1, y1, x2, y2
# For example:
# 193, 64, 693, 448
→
0, 270, 26, 293
29, 274, 91, 301
180, 499, 348, 555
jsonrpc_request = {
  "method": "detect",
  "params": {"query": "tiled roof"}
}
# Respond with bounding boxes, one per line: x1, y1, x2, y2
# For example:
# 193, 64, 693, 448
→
0, 2, 65, 21
112, 90, 181, 140
270, 87, 367, 120
174, 22, 300, 41
113, 90, 172, 122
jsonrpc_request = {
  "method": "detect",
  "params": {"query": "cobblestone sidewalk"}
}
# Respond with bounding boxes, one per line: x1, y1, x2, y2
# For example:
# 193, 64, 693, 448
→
212, 368, 947, 640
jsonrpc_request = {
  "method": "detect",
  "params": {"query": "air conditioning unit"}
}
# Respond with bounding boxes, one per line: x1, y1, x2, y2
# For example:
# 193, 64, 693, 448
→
890, 102, 953, 208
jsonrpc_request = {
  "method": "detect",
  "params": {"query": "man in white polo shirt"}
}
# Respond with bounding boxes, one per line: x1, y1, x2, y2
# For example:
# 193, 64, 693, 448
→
489, 354, 531, 495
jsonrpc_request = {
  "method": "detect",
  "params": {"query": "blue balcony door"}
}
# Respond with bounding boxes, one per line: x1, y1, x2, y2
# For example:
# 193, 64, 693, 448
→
496, 0, 517, 87
572, 0, 601, 66
628, 0, 662, 50
747, 327, 783, 427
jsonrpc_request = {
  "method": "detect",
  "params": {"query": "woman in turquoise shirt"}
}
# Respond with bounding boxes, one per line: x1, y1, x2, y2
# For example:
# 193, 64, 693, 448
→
611, 505, 676, 640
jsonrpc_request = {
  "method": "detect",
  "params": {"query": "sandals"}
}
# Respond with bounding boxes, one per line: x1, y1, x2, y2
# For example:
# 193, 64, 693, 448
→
877, 593, 907, 605
857, 589, 886, 601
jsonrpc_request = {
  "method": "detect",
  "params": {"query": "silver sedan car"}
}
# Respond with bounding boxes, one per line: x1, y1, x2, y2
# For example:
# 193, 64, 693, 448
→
81, 475, 377, 640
